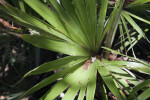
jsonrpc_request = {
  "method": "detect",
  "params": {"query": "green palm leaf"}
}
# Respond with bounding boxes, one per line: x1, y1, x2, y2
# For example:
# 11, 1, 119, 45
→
127, 79, 150, 100
19, 63, 82, 99
40, 59, 97, 100
126, 0, 150, 8
137, 88, 150, 100
124, 11, 150, 25
86, 60, 97, 100
121, 11, 150, 43
96, 0, 108, 51
0, 0, 150, 100
96, 59, 124, 100
48, 0, 89, 48
21, 34, 92, 56
24, 0, 68, 35
23, 56, 89, 77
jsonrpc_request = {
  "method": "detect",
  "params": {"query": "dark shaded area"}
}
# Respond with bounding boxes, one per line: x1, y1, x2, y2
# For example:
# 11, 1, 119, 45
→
0, 19, 60, 99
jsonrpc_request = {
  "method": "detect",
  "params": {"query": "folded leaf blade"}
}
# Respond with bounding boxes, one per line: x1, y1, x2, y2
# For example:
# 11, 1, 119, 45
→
96, 60, 124, 100
121, 11, 150, 43
0, 0, 70, 41
24, 0, 68, 35
126, 0, 150, 8
127, 79, 150, 100
24, 56, 89, 77
21, 35, 92, 56
96, 0, 108, 51
41, 63, 84, 100
48, 0, 90, 49
86, 60, 97, 100
20, 62, 83, 100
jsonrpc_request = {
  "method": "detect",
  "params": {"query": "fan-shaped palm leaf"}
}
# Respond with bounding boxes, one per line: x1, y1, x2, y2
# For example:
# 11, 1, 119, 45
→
0, 0, 150, 100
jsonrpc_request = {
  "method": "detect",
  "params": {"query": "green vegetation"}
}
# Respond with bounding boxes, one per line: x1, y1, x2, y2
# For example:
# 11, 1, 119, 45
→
0, 0, 150, 100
